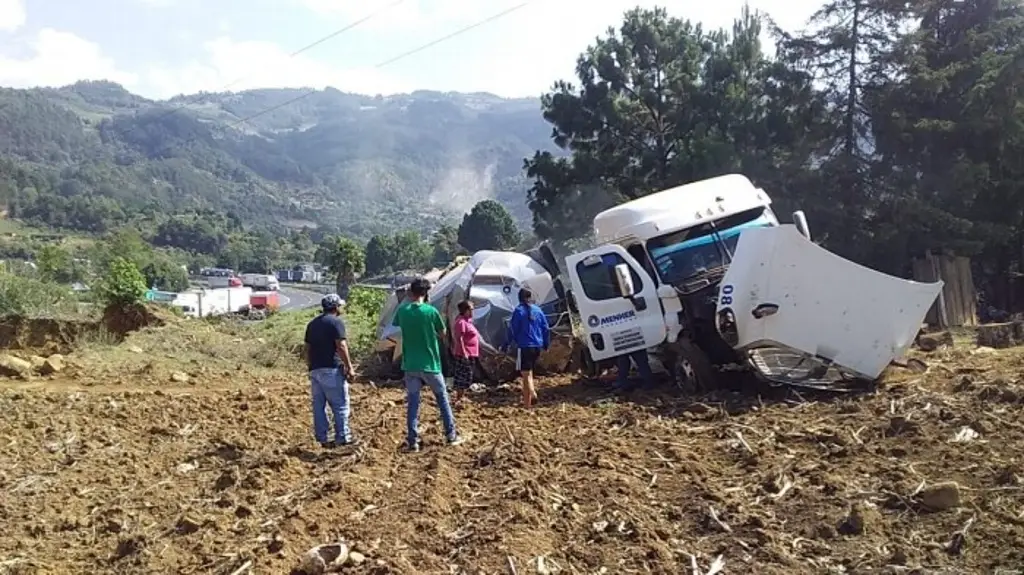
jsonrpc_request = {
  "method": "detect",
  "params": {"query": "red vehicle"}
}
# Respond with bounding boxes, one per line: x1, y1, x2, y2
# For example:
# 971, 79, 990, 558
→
209, 276, 243, 289
250, 291, 280, 311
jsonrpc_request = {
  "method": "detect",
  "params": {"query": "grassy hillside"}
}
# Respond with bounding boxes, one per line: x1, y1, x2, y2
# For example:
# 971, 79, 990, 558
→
0, 81, 555, 239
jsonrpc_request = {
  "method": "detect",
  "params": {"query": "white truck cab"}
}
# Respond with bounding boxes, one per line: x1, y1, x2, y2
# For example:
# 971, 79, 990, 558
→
564, 174, 940, 391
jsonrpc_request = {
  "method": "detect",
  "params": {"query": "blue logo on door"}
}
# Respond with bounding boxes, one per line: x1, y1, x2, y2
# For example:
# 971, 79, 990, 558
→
600, 310, 636, 325
588, 311, 636, 328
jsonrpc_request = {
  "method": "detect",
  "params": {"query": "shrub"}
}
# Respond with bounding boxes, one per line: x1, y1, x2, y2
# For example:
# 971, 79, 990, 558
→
345, 286, 387, 359
0, 271, 77, 317
142, 258, 189, 291
99, 257, 147, 307
240, 285, 387, 369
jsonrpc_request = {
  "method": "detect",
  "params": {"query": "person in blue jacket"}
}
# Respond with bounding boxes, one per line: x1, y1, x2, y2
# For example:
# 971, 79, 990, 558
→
502, 287, 550, 408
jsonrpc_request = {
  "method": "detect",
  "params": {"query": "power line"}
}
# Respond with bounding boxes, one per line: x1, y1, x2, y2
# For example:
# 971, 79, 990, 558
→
227, 1, 532, 129
376, 2, 529, 68
283, 0, 407, 61
134, 0, 408, 129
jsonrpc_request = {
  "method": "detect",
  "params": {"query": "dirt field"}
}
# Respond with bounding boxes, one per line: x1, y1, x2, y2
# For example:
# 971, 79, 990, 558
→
1, 319, 1024, 574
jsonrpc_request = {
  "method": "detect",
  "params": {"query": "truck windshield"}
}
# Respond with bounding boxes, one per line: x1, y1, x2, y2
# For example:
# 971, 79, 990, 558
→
647, 207, 774, 285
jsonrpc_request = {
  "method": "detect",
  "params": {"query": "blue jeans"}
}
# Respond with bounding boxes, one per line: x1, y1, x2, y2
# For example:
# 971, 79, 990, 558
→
404, 371, 457, 445
310, 367, 351, 443
616, 350, 654, 387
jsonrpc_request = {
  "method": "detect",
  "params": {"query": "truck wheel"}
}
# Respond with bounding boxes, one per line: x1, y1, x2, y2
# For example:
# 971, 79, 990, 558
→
670, 339, 717, 392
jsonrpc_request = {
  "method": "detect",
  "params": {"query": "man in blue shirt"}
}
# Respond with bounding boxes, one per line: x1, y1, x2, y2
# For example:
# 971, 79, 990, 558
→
502, 287, 550, 408
303, 294, 357, 448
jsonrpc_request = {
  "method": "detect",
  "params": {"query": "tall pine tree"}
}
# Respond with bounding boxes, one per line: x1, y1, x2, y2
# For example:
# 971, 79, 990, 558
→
776, 0, 908, 260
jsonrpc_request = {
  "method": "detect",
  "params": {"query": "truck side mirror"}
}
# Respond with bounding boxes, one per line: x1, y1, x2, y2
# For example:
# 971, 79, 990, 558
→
792, 210, 811, 240
613, 263, 635, 297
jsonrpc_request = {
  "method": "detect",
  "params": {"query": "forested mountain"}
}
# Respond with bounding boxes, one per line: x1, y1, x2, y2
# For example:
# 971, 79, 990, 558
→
0, 80, 552, 238
3, 0, 1023, 310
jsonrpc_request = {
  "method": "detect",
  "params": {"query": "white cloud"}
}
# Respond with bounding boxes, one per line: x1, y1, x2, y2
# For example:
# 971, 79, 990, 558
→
434, 0, 823, 97
0, 28, 138, 89
295, 0, 487, 30
0, 0, 827, 100
144, 36, 409, 99
0, 0, 25, 32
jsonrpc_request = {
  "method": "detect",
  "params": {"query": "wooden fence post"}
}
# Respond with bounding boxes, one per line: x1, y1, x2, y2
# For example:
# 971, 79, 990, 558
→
911, 252, 977, 328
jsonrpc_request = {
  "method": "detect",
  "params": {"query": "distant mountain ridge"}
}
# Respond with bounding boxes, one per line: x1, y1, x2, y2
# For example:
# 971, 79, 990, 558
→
0, 80, 555, 238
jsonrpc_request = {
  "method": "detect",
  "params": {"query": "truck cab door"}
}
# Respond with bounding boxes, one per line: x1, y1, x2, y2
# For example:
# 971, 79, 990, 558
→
565, 245, 666, 362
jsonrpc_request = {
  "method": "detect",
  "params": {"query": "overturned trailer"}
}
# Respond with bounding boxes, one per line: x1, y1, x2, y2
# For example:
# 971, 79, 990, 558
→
375, 249, 574, 381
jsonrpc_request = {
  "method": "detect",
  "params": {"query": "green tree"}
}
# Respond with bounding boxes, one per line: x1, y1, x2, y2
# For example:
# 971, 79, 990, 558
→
776, 0, 908, 260
100, 257, 147, 307
36, 244, 76, 284
430, 223, 464, 264
363, 231, 432, 274
523, 7, 810, 243
458, 199, 521, 252
95, 228, 150, 271
391, 230, 432, 271
152, 215, 230, 255
142, 257, 189, 291
868, 0, 1024, 278
316, 237, 365, 298
281, 229, 316, 264
364, 234, 397, 275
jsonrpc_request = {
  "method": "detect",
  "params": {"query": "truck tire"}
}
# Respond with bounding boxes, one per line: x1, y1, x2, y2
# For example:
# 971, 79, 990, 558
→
669, 339, 717, 392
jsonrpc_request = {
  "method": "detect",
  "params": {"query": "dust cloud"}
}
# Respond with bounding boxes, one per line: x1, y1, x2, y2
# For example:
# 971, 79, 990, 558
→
428, 161, 497, 213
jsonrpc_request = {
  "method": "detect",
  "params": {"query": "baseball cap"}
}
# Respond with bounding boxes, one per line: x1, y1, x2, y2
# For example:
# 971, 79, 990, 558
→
321, 293, 345, 311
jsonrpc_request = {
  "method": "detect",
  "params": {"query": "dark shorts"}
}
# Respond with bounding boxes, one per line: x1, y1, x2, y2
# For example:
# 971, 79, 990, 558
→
516, 347, 542, 372
453, 357, 475, 390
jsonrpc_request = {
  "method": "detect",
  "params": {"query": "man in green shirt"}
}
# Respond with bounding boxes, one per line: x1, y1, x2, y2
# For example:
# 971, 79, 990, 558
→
392, 278, 463, 452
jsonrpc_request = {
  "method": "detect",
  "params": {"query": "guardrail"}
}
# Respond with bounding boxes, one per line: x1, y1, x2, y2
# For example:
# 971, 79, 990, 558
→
188, 276, 396, 295
281, 282, 394, 294
279, 283, 331, 293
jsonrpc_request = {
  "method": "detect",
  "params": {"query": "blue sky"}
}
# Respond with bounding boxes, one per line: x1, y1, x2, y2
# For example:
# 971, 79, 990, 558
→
0, 0, 822, 99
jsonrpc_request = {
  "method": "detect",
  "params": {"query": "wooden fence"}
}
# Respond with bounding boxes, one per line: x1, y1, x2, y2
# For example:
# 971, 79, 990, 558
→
911, 252, 977, 328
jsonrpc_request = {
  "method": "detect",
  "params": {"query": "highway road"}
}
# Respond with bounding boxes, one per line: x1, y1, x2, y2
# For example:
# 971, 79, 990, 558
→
277, 286, 322, 311
276, 283, 394, 312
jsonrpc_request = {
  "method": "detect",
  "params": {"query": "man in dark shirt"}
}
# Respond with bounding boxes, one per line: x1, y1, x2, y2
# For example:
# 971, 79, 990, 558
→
303, 293, 357, 448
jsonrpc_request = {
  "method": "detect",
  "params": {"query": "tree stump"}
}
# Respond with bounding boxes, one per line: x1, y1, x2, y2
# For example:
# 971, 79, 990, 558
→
917, 331, 954, 352
976, 322, 1021, 349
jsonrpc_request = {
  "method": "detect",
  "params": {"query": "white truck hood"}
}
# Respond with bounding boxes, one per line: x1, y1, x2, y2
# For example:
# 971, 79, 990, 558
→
717, 225, 943, 380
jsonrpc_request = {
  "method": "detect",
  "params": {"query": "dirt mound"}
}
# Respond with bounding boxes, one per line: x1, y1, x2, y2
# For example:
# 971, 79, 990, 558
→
101, 303, 167, 336
366, 332, 580, 383
1, 343, 1023, 573
0, 304, 169, 357
0, 316, 101, 354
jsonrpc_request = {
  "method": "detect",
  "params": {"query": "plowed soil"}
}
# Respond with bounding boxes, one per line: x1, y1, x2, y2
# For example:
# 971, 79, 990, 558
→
1, 333, 1023, 574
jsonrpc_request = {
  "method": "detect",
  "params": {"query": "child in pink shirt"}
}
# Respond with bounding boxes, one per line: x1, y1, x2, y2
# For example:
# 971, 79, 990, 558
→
452, 299, 480, 405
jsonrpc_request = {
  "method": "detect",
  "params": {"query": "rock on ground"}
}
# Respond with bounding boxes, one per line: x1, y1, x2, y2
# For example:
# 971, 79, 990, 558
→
39, 354, 64, 375
917, 331, 954, 352
918, 482, 961, 511
0, 354, 32, 378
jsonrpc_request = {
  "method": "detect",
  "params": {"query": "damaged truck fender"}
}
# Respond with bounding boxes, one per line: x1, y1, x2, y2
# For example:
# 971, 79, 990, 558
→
715, 225, 944, 381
